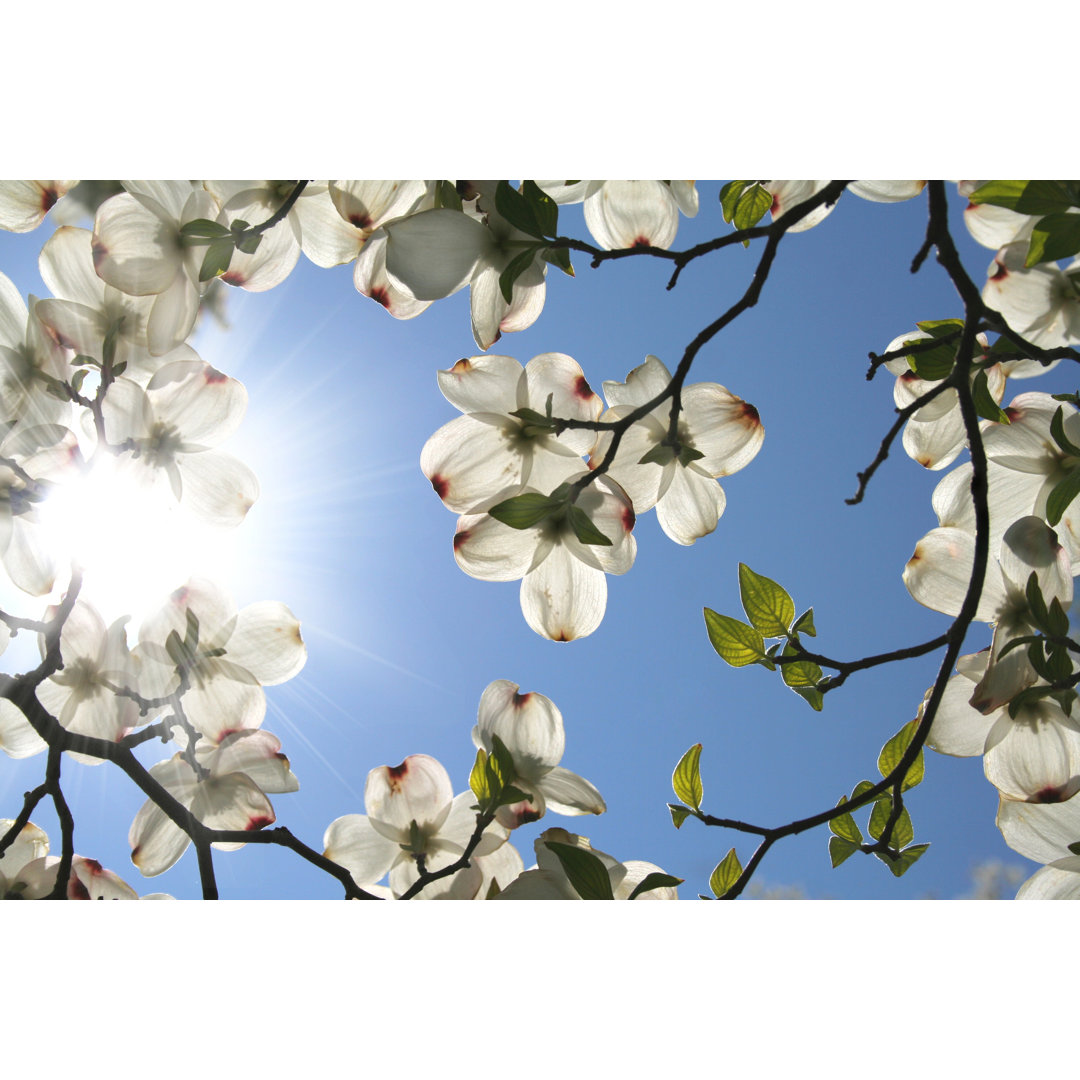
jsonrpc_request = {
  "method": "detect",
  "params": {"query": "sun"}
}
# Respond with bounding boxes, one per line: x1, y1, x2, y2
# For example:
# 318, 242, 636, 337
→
36, 453, 241, 630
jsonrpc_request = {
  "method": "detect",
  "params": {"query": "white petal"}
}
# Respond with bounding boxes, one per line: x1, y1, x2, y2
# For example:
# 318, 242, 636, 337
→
520, 542, 607, 641
384, 209, 488, 300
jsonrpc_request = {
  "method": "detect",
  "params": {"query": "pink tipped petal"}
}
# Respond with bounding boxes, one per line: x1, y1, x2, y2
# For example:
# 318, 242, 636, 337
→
903, 527, 1007, 621
474, 679, 566, 776
681, 385, 764, 477
583, 181, 679, 250
984, 716, 1080, 800
655, 464, 727, 546
364, 754, 454, 843
520, 543, 607, 641
436, 354, 524, 416
454, 512, 544, 582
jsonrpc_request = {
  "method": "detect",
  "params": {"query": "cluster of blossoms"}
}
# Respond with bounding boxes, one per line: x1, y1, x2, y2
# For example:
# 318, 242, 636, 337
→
890, 183, 1080, 898
0, 818, 170, 899
422, 352, 763, 640
322, 680, 677, 899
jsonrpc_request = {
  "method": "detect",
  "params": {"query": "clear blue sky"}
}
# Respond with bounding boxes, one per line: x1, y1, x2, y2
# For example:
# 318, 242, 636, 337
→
0, 182, 1036, 898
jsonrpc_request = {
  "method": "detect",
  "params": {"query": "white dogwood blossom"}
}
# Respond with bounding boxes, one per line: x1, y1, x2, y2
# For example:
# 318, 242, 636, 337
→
596, 355, 764, 545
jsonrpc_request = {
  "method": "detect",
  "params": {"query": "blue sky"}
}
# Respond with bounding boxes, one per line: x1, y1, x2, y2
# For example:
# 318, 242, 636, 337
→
0, 182, 1038, 899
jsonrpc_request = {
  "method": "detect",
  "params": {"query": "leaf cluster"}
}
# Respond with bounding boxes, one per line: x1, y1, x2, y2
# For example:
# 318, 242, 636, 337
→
703, 564, 822, 709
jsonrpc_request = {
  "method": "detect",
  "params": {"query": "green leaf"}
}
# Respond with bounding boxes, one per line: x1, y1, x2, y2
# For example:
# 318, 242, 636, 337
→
497, 784, 532, 808
668, 803, 693, 829
677, 444, 706, 466
998, 633, 1041, 659
638, 443, 676, 467
733, 184, 772, 232
972, 369, 1009, 424
235, 232, 262, 256
915, 318, 966, 335
229, 219, 251, 234
829, 836, 860, 868
709, 848, 742, 898
521, 180, 558, 237
545, 841, 615, 900
495, 180, 545, 239
850, 779, 883, 804
892, 806, 914, 849
1025, 571, 1052, 632
1046, 466, 1080, 527
488, 492, 561, 530
968, 181, 1079, 216
703, 609, 766, 667
877, 719, 925, 791
1047, 597, 1070, 638
567, 504, 612, 546
184, 608, 200, 650
488, 733, 517, 788
542, 245, 574, 276
792, 607, 816, 637
199, 238, 234, 282
719, 180, 752, 224
1050, 406, 1080, 457
164, 629, 187, 669
1068, 840, 1080, 856
738, 563, 795, 637
180, 218, 231, 241
498, 246, 540, 304
469, 748, 491, 803
868, 796, 892, 841
672, 743, 703, 810
906, 320, 967, 380
70, 369, 86, 395
1026, 212, 1080, 267
877, 842, 929, 878
434, 181, 463, 211
780, 642, 823, 688
628, 872, 684, 899
792, 685, 824, 711
829, 799, 863, 844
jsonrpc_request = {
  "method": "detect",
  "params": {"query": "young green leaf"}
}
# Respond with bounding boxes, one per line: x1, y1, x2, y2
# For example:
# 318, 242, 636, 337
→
545, 841, 615, 900
434, 180, 463, 211
972, 368, 1010, 424
709, 848, 743, 898
738, 563, 795, 637
829, 836, 860, 868
567, 504, 613, 546
627, 872, 684, 899
780, 642, 823, 689
868, 796, 892, 842
719, 180, 752, 224
199, 238, 234, 282
235, 232, 263, 256
877, 719, 925, 791
703, 609, 767, 667
1051, 406, 1080, 456
967, 181, 1078, 216
542, 246, 574, 276
792, 686, 824, 711
1026, 212, 1080, 268
668, 803, 693, 829
494, 180, 545, 239
1045, 466, 1080, 527
791, 607, 816, 637
876, 842, 929, 878
488, 492, 561, 530
892, 806, 914, 849
672, 743, 703, 810
180, 218, 231, 241
733, 184, 772, 233
829, 799, 863, 844
469, 748, 491, 803
521, 180, 558, 237
498, 245, 540, 303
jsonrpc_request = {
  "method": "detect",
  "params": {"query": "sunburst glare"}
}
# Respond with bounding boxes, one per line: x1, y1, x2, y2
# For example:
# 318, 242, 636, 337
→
36, 452, 241, 629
